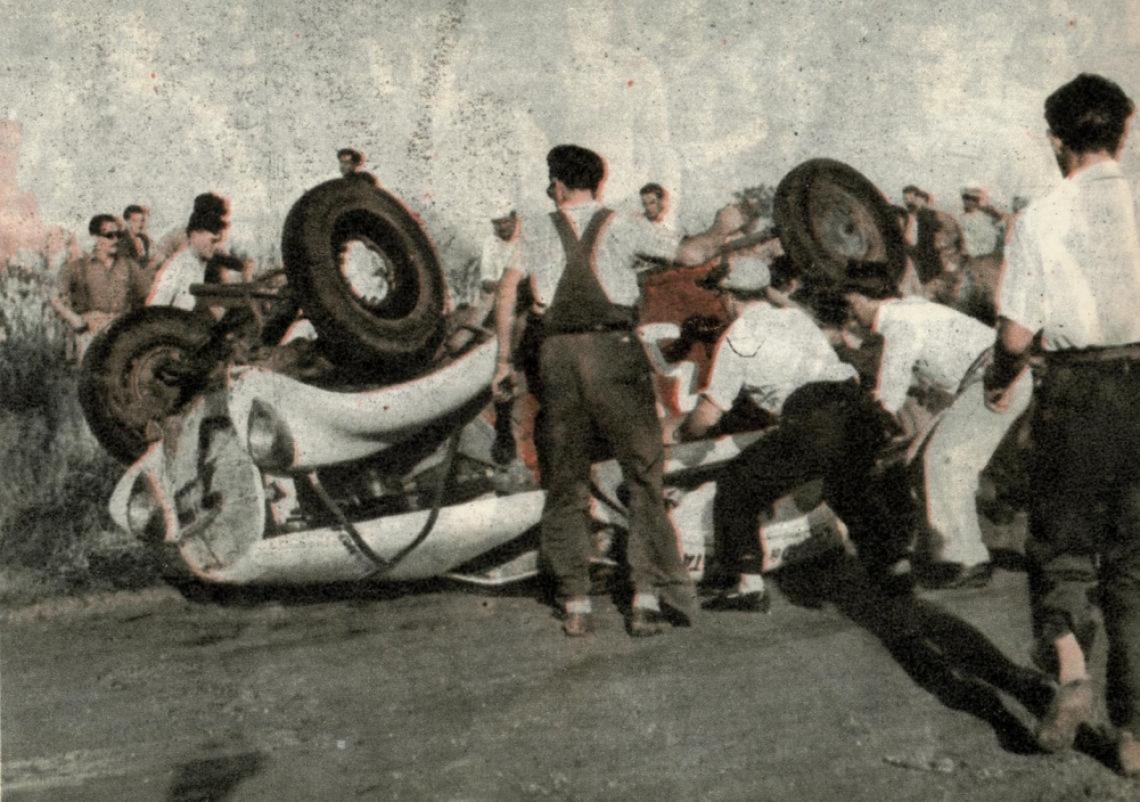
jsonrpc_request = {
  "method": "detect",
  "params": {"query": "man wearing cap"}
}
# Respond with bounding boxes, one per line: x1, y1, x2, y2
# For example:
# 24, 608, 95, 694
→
842, 260, 1030, 589
479, 206, 519, 293
986, 73, 1140, 772
492, 144, 731, 637
674, 255, 892, 611
958, 184, 1004, 259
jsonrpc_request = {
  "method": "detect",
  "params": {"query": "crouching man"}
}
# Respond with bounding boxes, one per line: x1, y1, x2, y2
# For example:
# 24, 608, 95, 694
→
842, 260, 1032, 589
674, 256, 903, 611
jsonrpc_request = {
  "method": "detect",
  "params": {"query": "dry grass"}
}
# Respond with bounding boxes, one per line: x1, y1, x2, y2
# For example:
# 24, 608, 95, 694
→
0, 263, 158, 606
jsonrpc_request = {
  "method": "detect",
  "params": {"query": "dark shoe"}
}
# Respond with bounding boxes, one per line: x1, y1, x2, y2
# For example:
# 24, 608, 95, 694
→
1036, 678, 1093, 753
919, 561, 992, 590
702, 588, 771, 613
626, 608, 665, 638
1118, 730, 1140, 777
562, 611, 591, 638
946, 562, 994, 589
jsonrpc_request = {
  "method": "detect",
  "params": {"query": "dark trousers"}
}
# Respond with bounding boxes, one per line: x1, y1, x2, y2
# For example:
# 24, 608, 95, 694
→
1026, 354, 1140, 734
537, 330, 694, 609
714, 381, 891, 576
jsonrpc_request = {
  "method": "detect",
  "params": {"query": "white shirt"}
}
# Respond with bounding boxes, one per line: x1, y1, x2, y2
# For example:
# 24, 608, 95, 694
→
512, 201, 680, 306
1000, 159, 1140, 350
872, 296, 996, 414
479, 234, 518, 284
147, 248, 204, 310
959, 211, 1001, 258
703, 301, 857, 416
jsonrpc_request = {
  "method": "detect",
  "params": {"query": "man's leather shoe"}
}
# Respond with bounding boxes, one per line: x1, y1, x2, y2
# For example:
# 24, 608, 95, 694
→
1118, 730, 1140, 777
702, 588, 771, 613
946, 562, 994, 589
1036, 678, 1093, 753
562, 611, 591, 638
626, 608, 665, 637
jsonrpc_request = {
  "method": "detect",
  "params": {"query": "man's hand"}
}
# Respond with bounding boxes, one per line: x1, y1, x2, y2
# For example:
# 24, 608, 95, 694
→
492, 361, 514, 403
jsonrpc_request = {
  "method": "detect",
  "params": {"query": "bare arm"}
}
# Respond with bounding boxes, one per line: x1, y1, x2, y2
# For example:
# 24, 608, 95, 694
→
492, 267, 523, 401
675, 204, 741, 265
677, 395, 725, 441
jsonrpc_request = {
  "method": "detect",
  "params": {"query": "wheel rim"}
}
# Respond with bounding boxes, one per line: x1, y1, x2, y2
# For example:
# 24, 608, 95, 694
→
339, 235, 396, 308
111, 343, 192, 430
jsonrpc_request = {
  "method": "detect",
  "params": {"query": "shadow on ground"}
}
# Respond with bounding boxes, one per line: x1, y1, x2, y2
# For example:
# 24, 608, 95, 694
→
774, 552, 1119, 768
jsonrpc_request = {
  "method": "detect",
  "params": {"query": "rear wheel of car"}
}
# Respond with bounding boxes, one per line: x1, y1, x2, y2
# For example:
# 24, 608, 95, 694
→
78, 307, 214, 463
282, 178, 447, 376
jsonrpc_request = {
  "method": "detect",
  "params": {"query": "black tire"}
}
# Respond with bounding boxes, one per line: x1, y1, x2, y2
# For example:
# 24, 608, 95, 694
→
774, 158, 907, 289
282, 178, 447, 373
79, 307, 214, 463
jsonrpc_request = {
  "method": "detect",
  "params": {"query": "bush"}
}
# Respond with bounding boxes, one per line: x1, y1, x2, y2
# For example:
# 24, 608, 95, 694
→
0, 265, 157, 605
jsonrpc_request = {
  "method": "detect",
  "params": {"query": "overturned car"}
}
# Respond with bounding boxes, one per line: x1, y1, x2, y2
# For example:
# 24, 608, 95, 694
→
83, 161, 918, 590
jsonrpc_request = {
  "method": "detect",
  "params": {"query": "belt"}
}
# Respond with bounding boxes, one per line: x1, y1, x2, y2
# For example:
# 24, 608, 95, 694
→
543, 321, 633, 336
1044, 342, 1140, 366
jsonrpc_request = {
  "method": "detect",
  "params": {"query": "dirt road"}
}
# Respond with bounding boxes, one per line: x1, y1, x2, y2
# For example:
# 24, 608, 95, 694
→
3, 557, 1138, 801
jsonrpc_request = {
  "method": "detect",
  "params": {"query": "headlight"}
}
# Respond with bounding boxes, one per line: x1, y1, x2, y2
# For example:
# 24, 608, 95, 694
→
247, 399, 295, 469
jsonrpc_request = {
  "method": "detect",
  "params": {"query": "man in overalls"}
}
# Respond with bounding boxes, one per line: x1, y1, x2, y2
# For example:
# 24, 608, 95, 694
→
492, 144, 730, 637
986, 73, 1140, 774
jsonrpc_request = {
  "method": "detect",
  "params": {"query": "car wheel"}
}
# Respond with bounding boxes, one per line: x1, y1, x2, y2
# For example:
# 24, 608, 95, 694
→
774, 158, 907, 289
282, 178, 447, 375
79, 307, 214, 463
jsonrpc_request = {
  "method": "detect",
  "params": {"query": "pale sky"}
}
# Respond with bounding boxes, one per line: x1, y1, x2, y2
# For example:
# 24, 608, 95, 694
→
3, 0, 1139, 269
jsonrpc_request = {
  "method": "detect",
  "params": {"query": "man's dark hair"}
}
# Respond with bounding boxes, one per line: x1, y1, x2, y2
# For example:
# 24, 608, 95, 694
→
186, 210, 227, 236
337, 148, 364, 166
901, 185, 930, 202
123, 204, 146, 219
88, 214, 116, 236
640, 182, 665, 199
841, 259, 900, 300
547, 144, 606, 192
193, 192, 229, 218
1045, 73, 1135, 154
768, 254, 799, 292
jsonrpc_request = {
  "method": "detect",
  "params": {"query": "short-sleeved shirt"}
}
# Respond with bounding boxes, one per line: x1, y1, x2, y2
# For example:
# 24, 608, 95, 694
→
959, 211, 1001, 258
999, 159, 1140, 350
872, 296, 996, 414
55, 254, 147, 316
512, 201, 680, 306
479, 234, 518, 284
703, 301, 857, 416
147, 249, 204, 310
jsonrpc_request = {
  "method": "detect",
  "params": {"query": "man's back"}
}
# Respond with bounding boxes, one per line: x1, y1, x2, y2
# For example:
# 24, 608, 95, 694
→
1001, 160, 1140, 349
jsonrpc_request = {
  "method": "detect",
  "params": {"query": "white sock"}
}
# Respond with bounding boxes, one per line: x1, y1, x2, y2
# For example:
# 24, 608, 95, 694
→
564, 597, 592, 615
632, 592, 661, 612
737, 574, 766, 594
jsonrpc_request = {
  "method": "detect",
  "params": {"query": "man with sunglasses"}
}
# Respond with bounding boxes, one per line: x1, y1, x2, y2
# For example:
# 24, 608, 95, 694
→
50, 213, 149, 360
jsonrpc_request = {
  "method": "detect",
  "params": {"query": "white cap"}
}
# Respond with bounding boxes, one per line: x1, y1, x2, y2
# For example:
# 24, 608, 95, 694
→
720, 255, 771, 292
489, 196, 516, 220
